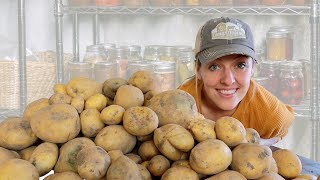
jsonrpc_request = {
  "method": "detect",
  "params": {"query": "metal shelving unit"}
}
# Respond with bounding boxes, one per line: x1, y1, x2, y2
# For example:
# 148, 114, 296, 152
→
51, 1, 318, 161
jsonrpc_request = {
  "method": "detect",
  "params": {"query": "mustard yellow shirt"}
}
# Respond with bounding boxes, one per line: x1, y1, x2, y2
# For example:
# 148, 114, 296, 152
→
178, 77, 294, 139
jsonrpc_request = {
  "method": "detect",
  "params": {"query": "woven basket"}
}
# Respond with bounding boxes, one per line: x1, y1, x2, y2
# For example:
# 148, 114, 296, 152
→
0, 51, 72, 110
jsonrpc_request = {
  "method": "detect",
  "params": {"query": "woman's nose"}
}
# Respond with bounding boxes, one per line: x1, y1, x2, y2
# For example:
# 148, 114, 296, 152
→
220, 69, 235, 85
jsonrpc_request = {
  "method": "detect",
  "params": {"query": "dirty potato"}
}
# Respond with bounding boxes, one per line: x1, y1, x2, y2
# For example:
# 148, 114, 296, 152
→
80, 109, 105, 138
100, 104, 125, 125
85, 93, 108, 112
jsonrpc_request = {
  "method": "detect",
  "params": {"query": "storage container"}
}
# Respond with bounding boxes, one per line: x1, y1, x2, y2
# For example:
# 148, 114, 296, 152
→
94, 61, 117, 83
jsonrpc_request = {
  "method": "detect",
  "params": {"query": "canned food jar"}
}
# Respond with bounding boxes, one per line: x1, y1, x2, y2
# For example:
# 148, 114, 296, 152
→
94, 61, 117, 83
298, 59, 310, 99
144, 45, 162, 61
199, 0, 221, 5
266, 26, 293, 61
233, 0, 260, 5
261, 0, 287, 5
279, 61, 304, 105
122, 45, 142, 61
83, 45, 107, 67
96, 0, 122, 6
252, 77, 269, 88
149, 0, 182, 6
152, 61, 176, 92
290, 0, 306, 5
69, 0, 95, 6
159, 46, 178, 62
259, 61, 280, 96
127, 61, 154, 79
177, 50, 195, 85
123, 0, 149, 6
68, 62, 92, 81
185, 0, 199, 5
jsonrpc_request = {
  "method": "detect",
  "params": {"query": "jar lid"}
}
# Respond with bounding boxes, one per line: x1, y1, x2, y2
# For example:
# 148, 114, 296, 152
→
175, 45, 193, 52
94, 61, 117, 66
269, 25, 294, 33
115, 47, 130, 59
86, 45, 106, 52
159, 46, 178, 56
178, 50, 195, 61
266, 31, 289, 38
279, 61, 302, 69
98, 43, 116, 49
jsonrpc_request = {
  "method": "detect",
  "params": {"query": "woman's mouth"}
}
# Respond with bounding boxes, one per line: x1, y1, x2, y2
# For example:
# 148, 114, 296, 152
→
217, 89, 237, 95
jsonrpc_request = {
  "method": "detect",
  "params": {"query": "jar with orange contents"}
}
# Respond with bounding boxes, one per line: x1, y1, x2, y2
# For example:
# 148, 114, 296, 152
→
261, 0, 287, 5
96, 0, 122, 6
149, 0, 182, 6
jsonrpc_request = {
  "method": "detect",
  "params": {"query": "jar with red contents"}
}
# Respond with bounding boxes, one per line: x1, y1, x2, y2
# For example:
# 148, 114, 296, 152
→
259, 61, 280, 96
261, 0, 287, 5
278, 61, 304, 105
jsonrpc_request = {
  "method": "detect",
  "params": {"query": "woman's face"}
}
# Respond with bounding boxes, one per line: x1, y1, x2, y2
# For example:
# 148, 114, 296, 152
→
197, 54, 253, 112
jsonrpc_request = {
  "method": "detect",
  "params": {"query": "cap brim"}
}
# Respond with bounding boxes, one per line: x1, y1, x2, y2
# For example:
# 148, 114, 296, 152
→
197, 44, 257, 64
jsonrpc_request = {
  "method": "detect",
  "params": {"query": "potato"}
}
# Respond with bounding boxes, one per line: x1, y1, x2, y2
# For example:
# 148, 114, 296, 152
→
190, 139, 232, 175
137, 133, 153, 142
114, 85, 144, 110
255, 172, 285, 180
76, 146, 111, 180
95, 125, 137, 154
44, 171, 82, 180
0, 117, 38, 150
29, 142, 58, 176
66, 77, 102, 100
85, 93, 108, 111
123, 106, 159, 136
23, 98, 49, 121
154, 124, 194, 161
270, 157, 278, 173
128, 71, 158, 93
231, 143, 273, 179
161, 166, 199, 180
30, 104, 80, 143
106, 155, 142, 180
0, 159, 39, 180
273, 149, 302, 179
141, 161, 150, 168
205, 170, 246, 180
146, 89, 198, 128
108, 149, 124, 163
214, 116, 246, 147
144, 90, 158, 106
53, 83, 67, 94
126, 153, 142, 164
80, 109, 105, 137
138, 140, 160, 161
70, 96, 85, 113
19, 146, 36, 161
100, 104, 125, 125
49, 93, 72, 105
102, 77, 128, 99
0, 147, 20, 165
171, 160, 191, 168
137, 164, 152, 180
246, 128, 261, 144
54, 137, 96, 173
188, 118, 216, 142
147, 155, 170, 177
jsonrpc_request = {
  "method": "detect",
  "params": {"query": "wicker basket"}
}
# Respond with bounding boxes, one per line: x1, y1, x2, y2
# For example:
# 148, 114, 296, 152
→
0, 51, 72, 110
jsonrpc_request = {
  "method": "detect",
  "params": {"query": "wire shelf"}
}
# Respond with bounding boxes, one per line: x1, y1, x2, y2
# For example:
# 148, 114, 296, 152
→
63, 6, 310, 16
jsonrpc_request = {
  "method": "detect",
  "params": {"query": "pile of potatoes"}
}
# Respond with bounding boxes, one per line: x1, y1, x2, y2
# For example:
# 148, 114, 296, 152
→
0, 70, 315, 180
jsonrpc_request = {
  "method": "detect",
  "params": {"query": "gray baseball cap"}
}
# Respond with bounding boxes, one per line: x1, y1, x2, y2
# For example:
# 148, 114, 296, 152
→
194, 17, 257, 64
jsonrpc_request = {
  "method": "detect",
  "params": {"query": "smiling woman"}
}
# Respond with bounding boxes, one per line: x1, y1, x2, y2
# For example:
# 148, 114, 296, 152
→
178, 17, 294, 147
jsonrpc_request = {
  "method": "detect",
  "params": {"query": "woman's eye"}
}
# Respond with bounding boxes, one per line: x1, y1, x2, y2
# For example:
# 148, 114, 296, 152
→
209, 64, 219, 71
237, 63, 247, 69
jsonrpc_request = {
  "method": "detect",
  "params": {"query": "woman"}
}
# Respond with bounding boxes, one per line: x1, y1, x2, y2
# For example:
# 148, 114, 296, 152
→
179, 17, 294, 146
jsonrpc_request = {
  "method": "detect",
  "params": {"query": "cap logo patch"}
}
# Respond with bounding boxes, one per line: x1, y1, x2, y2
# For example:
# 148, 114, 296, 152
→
211, 22, 246, 40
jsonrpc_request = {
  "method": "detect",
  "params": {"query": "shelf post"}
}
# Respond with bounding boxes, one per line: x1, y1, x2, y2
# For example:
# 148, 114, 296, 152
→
310, 0, 320, 161
18, 0, 27, 115
93, 13, 100, 45
73, 13, 80, 62
54, 0, 65, 83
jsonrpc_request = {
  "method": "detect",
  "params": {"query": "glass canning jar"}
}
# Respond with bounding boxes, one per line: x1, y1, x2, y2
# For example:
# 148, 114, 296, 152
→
298, 59, 310, 99
177, 50, 195, 85
152, 61, 176, 92
185, 0, 199, 5
94, 61, 117, 83
115, 47, 130, 79
159, 46, 178, 62
149, 0, 182, 6
233, 0, 260, 5
144, 45, 162, 61
83, 45, 107, 66
266, 27, 293, 61
259, 61, 280, 96
68, 61, 92, 81
123, 45, 142, 61
126, 61, 154, 79
279, 61, 304, 105
290, 0, 306, 5
96, 0, 122, 6
261, 0, 287, 5
123, 0, 149, 6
